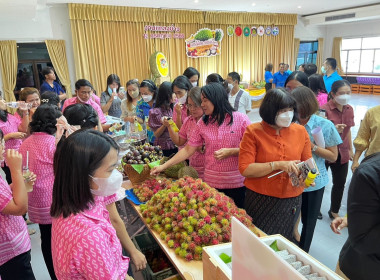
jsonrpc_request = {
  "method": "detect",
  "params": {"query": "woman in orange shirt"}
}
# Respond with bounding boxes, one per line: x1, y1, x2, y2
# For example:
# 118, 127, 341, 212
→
239, 88, 312, 240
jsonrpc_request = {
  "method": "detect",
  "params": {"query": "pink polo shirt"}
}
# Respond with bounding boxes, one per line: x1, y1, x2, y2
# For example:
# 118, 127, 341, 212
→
91, 94, 101, 107
0, 177, 31, 266
322, 99, 355, 164
52, 195, 129, 280
0, 113, 22, 165
62, 97, 106, 124
173, 102, 188, 126
19, 132, 56, 224
178, 116, 205, 179
188, 112, 250, 189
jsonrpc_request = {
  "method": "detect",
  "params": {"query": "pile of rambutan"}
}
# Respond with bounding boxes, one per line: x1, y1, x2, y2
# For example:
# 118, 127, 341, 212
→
133, 177, 172, 202
140, 176, 254, 261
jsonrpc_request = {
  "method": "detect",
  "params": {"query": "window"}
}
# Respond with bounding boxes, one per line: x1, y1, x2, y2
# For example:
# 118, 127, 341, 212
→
341, 36, 380, 74
296, 41, 318, 70
15, 43, 62, 100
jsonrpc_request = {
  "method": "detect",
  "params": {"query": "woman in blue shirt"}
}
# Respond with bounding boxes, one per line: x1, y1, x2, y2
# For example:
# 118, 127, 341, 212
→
264, 63, 273, 91
292, 86, 342, 252
40, 67, 66, 102
136, 80, 157, 144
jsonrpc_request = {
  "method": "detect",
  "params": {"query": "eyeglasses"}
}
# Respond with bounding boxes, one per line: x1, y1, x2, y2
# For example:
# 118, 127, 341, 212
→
186, 104, 200, 109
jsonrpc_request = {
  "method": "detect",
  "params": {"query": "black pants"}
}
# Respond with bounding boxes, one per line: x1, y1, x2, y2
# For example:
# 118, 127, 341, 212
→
326, 154, 349, 213
265, 82, 272, 91
39, 224, 57, 280
2, 164, 12, 184
300, 187, 325, 252
162, 147, 178, 158
217, 186, 246, 209
0, 250, 35, 280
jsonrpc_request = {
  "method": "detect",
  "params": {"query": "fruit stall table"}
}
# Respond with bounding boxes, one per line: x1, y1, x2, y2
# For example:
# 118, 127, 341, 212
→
120, 180, 266, 280
247, 87, 266, 108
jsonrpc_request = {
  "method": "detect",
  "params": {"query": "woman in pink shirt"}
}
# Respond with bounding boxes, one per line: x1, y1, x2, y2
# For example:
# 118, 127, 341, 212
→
152, 83, 250, 208
167, 86, 205, 179
0, 133, 36, 280
19, 104, 62, 280
0, 103, 29, 184
16, 87, 41, 122
172, 75, 192, 129
51, 129, 131, 280
309, 74, 328, 107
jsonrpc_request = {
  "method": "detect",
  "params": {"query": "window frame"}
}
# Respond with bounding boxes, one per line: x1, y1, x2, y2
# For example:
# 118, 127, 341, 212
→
296, 40, 318, 70
341, 36, 380, 76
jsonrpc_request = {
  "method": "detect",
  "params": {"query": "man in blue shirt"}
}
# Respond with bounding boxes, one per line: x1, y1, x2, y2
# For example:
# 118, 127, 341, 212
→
285, 64, 292, 75
273, 63, 289, 88
40, 66, 67, 101
322, 58, 342, 93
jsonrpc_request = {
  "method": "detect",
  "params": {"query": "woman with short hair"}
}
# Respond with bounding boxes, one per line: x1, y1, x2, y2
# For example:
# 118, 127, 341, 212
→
239, 88, 312, 240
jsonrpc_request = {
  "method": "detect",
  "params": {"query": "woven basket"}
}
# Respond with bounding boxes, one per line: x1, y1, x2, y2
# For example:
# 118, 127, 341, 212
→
123, 164, 152, 185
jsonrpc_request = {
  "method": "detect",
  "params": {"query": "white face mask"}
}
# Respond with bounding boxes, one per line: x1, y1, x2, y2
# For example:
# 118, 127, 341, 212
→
191, 82, 198, 87
228, 83, 234, 91
275, 111, 294, 128
129, 91, 139, 99
178, 93, 187, 105
142, 95, 153, 103
334, 94, 350, 106
90, 169, 123, 197
77, 95, 90, 104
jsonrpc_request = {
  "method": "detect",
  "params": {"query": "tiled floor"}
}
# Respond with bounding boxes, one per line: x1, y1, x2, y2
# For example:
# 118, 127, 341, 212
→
27, 93, 380, 279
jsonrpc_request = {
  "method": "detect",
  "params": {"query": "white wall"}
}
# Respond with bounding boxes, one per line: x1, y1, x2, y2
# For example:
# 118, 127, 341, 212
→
324, 19, 380, 58
0, 3, 75, 95
294, 17, 326, 41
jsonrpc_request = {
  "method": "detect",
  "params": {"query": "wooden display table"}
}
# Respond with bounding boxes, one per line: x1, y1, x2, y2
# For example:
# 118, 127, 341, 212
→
121, 180, 265, 280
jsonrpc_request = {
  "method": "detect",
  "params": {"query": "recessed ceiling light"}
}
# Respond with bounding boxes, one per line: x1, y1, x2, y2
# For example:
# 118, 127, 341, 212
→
297, 5, 302, 8
251, 2, 256, 6
194, 0, 199, 3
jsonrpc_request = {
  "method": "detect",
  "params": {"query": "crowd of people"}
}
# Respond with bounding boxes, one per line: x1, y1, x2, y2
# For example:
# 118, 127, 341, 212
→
0, 59, 379, 279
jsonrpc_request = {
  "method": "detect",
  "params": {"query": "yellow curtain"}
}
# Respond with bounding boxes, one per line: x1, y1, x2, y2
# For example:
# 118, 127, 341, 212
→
332, 37, 344, 75
45, 40, 73, 97
69, 4, 296, 94
316, 37, 324, 74
0, 40, 17, 102
293, 38, 300, 70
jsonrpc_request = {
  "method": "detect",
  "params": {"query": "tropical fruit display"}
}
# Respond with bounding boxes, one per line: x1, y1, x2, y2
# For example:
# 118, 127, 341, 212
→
133, 177, 172, 202
140, 176, 255, 261
122, 144, 163, 165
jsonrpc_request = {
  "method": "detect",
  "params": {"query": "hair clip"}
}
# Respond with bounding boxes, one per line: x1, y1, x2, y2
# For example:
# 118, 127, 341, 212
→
142, 80, 155, 87
41, 99, 49, 103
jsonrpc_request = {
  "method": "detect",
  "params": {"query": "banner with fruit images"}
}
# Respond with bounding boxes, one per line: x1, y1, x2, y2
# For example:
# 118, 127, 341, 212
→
186, 28, 224, 58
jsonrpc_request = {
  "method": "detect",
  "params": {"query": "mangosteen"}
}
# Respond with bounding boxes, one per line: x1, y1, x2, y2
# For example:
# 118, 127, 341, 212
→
154, 146, 161, 152
127, 159, 133, 164
143, 145, 150, 151
136, 155, 142, 160
149, 146, 155, 152
133, 150, 140, 157
132, 160, 138, 164
138, 160, 144, 164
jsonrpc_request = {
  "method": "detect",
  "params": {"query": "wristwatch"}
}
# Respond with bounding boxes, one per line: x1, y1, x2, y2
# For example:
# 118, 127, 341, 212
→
312, 145, 318, 153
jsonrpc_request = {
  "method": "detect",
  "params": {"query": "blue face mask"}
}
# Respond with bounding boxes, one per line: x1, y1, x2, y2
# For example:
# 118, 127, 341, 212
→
321, 66, 327, 74
108, 87, 113, 94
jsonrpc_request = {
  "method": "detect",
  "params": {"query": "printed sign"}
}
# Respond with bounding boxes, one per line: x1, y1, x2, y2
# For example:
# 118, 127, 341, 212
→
251, 26, 257, 36
257, 26, 265, 36
227, 26, 234, 36
186, 28, 224, 58
243, 27, 250, 37
265, 26, 272, 35
272, 26, 279, 36
235, 26, 242, 36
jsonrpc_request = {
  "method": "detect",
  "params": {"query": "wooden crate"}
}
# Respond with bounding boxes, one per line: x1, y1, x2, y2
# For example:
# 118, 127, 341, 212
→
359, 84, 373, 94
373, 85, 380, 95
351, 84, 360, 94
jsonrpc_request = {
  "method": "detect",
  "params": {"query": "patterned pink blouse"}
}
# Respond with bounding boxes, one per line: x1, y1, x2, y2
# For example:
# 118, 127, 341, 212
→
172, 102, 188, 126
178, 116, 205, 179
188, 112, 250, 189
62, 97, 106, 124
19, 132, 56, 224
0, 177, 31, 266
52, 195, 129, 279
0, 113, 22, 165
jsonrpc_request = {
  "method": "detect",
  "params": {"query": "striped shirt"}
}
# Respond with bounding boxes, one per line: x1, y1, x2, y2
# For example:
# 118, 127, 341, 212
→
188, 112, 250, 189
0, 177, 31, 266
19, 132, 56, 224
